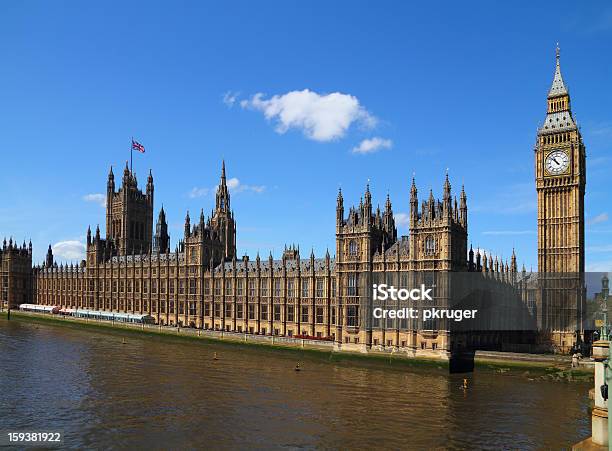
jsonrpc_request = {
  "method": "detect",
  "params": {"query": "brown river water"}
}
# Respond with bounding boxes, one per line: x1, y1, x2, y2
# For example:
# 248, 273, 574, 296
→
0, 318, 591, 450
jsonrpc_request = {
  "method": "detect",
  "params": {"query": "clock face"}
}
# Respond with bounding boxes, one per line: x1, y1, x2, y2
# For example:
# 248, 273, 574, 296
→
545, 150, 570, 175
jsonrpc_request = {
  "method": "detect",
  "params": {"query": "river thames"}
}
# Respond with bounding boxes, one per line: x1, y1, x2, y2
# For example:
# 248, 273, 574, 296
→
0, 318, 591, 449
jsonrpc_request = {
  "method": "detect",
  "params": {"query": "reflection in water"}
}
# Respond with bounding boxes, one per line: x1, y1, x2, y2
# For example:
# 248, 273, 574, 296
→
0, 319, 590, 449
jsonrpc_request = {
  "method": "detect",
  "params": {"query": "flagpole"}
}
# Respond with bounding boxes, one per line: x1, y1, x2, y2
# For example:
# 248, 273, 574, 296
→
130, 137, 133, 173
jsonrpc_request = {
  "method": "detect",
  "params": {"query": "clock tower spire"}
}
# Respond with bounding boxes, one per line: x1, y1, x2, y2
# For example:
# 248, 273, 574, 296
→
535, 45, 586, 351
536, 44, 585, 274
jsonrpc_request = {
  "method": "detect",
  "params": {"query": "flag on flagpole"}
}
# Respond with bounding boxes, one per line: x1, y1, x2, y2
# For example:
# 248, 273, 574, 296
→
132, 139, 145, 153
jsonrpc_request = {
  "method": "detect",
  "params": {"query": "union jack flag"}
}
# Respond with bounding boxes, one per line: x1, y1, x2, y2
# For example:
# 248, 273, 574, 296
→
131, 139, 145, 153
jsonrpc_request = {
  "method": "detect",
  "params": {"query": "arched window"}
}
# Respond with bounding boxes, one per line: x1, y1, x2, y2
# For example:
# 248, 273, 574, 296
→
349, 240, 358, 256
425, 236, 435, 255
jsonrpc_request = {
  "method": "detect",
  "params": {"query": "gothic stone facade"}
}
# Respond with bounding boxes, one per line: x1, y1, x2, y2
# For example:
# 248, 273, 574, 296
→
32, 158, 526, 357
1, 239, 32, 309
19, 47, 587, 356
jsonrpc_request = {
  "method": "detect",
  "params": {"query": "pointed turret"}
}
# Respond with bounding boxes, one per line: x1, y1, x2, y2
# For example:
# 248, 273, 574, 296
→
541, 44, 575, 131
548, 44, 568, 98
460, 184, 467, 227
147, 169, 154, 196
443, 172, 451, 198
336, 187, 344, 226
45, 244, 54, 268
153, 205, 170, 254
410, 177, 418, 224
385, 193, 392, 213
107, 165, 115, 192
123, 160, 131, 184
184, 211, 191, 238
442, 172, 452, 217
468, 244, 474, 271
216, 160, 230, 213
364, 183, 372, 223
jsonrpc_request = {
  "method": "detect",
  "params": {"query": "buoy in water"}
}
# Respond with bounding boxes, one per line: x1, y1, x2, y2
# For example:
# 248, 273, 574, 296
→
213, 352, 219, 361
295, 363, 301, 372
462, 378, 468, 389
122, 338, 127, 345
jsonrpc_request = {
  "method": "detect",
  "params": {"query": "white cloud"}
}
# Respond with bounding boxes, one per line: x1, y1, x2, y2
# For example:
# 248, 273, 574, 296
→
189, 187, 210, 199
241, 89, 376, 142
223, 91, 240, 108
83, 193, 106, 207
226, 177, 265, 194
53, 240, 86, 261
189, 178, 265, 198
394, 212, 410, 228
588, 213, 609, 226
352, 137, 392, 155
482, 230, 535, 236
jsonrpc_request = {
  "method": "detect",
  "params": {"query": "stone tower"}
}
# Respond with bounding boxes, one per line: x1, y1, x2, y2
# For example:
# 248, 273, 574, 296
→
335, 184, 397, 349
105, 163, 154, 256
0, 238, 33, 308
536, 45, 586, 275
535, 46, 586, 350
408, 175, 468, 272
209, 161, 236, 261
153, 206, 170, 254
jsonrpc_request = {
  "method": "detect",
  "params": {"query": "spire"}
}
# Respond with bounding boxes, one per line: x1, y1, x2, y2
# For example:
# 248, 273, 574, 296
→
107, 165, 115, 193
468, 244, 474, 270
184, 210, 191, 237
216, 160, 230, 212
45, 244, 54, 267
364, 182, 372, 205
443, 172, 451, 198
410, 176, 418, 223
147, 169, 154, 195
548, 43, 568, 98
336, 187, 344, 225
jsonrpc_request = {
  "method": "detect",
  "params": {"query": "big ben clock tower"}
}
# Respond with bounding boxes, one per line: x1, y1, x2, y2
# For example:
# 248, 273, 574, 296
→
535, 45, 586, 351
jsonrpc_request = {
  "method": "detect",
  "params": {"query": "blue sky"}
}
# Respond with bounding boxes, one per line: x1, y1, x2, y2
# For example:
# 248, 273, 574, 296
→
0, 1, 611, 271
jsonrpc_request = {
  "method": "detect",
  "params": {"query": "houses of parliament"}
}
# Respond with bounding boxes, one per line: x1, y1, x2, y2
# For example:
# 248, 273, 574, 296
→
1, 48, 589, 356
